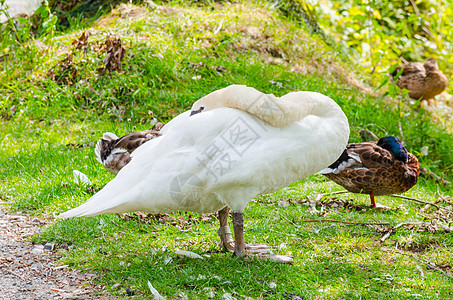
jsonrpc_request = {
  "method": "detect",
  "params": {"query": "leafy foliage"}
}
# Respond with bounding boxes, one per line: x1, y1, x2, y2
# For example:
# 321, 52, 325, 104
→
302, 0, 452, 88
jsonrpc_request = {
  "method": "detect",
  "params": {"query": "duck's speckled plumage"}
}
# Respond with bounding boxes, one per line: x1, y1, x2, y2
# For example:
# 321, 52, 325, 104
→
391, 58, 448, 101
321, 136, 419, 207
95, 122, 164, 174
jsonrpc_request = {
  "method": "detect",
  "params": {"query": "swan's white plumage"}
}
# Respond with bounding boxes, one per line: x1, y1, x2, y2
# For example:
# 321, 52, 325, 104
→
58, 86, 349, 218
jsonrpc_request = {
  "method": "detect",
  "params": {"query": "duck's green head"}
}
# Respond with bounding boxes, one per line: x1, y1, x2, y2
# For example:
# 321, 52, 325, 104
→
378, 136, 408, 162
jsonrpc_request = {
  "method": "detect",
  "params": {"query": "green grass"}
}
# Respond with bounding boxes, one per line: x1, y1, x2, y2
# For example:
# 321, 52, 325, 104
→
1, 1, 452, 299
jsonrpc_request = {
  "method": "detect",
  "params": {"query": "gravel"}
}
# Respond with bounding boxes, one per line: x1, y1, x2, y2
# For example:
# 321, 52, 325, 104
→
0, 202, 108, 299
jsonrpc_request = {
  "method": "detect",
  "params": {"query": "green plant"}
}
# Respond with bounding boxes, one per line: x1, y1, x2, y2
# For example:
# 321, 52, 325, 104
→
300, 0, 452, 89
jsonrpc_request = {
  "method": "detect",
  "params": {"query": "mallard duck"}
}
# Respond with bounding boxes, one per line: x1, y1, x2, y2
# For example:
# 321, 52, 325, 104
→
391, 58, 448, 104
95, 122, 164, 174
59, 85, 350, 263
319, 136, 419, 209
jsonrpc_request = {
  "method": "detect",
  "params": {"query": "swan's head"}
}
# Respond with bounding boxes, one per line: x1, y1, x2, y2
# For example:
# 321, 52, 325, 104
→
190, 90, 228, 116
378, 136, 408, 162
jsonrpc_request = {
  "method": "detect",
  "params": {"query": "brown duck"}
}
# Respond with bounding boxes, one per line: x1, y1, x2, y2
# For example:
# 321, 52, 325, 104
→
319, 136, 419, 209
391, 58, 448, 103
95, 122, 164, 174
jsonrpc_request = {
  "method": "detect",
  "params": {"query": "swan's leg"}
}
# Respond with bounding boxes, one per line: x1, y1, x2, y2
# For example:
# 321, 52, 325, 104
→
217, 207, 233, 252
370, 194, 391, 210
232, 212, 293, 263
232, 212, 246, 257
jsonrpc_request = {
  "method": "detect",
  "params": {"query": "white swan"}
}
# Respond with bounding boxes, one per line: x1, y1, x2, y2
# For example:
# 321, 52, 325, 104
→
59, 85, 349, 262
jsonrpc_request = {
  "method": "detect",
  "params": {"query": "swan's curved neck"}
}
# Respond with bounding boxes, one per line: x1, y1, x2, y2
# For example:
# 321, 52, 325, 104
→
191, 85, 343, 128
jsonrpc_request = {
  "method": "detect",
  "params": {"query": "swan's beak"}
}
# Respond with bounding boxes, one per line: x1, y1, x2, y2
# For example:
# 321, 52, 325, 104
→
190, 107, 204, 116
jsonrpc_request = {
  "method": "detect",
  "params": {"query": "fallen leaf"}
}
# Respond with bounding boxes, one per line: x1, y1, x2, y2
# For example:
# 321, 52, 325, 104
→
175, 250, 204, 259
147, 281, 166, 300
73, 170, 92, 185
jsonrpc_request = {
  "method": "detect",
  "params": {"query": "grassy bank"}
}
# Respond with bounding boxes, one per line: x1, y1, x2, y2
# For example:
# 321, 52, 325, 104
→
1, 1, 452, 299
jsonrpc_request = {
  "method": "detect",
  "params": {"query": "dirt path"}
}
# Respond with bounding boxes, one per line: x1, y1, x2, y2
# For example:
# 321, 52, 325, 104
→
0, 201, 107, 300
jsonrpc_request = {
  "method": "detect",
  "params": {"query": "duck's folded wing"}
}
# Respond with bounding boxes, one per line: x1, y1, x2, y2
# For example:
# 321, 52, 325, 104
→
347, 142, 394, 169
319, 142, 394, 174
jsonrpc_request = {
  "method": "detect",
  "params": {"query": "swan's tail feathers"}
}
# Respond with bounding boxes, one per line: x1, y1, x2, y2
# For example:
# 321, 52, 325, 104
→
58, 195, 132, 218
57, 201, 102, 218
94, 132, 119, 163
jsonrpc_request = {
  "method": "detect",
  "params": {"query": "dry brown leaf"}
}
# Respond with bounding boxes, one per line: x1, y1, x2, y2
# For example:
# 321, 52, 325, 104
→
72, 31, 90, 50
48, 54, 77, 85
98, 36, 126, 75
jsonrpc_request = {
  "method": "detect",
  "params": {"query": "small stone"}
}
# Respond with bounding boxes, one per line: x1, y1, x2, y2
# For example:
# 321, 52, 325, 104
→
54, 265, 69, 270
163, 256, 173, 265
44, 242, 55, 251
125, 288, 135, 296
197, 274, 206, 281
264, 290, 276, 296
31, 218, 42, 224
282, 292, 304, 299
31, 262, 43, 270
203, 287, 215, 298
223, 293, 235, 300
269, 282, 277, 289
31, 245, 44, 255
60, 243, 69, 250
111, 283, 123, 289
278, 200, 290, 207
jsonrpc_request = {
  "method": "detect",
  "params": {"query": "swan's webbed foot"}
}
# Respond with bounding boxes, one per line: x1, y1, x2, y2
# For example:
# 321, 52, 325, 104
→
232, 212, 293, 264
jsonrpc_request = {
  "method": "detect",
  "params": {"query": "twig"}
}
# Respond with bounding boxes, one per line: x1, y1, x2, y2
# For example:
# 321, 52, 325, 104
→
426, 263, 453, 280
436, 188, 452, 205
402, 251, 453, 280
380, 231, 392, 242
296, 219, 391, 226
320, 190, 349, 196
389, 194, 449, 211
313, 223, 338, 234
409, 0, 420, 15
380, 222, 421, 242
421, 198, 441, 212
418, 213, 451, 223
